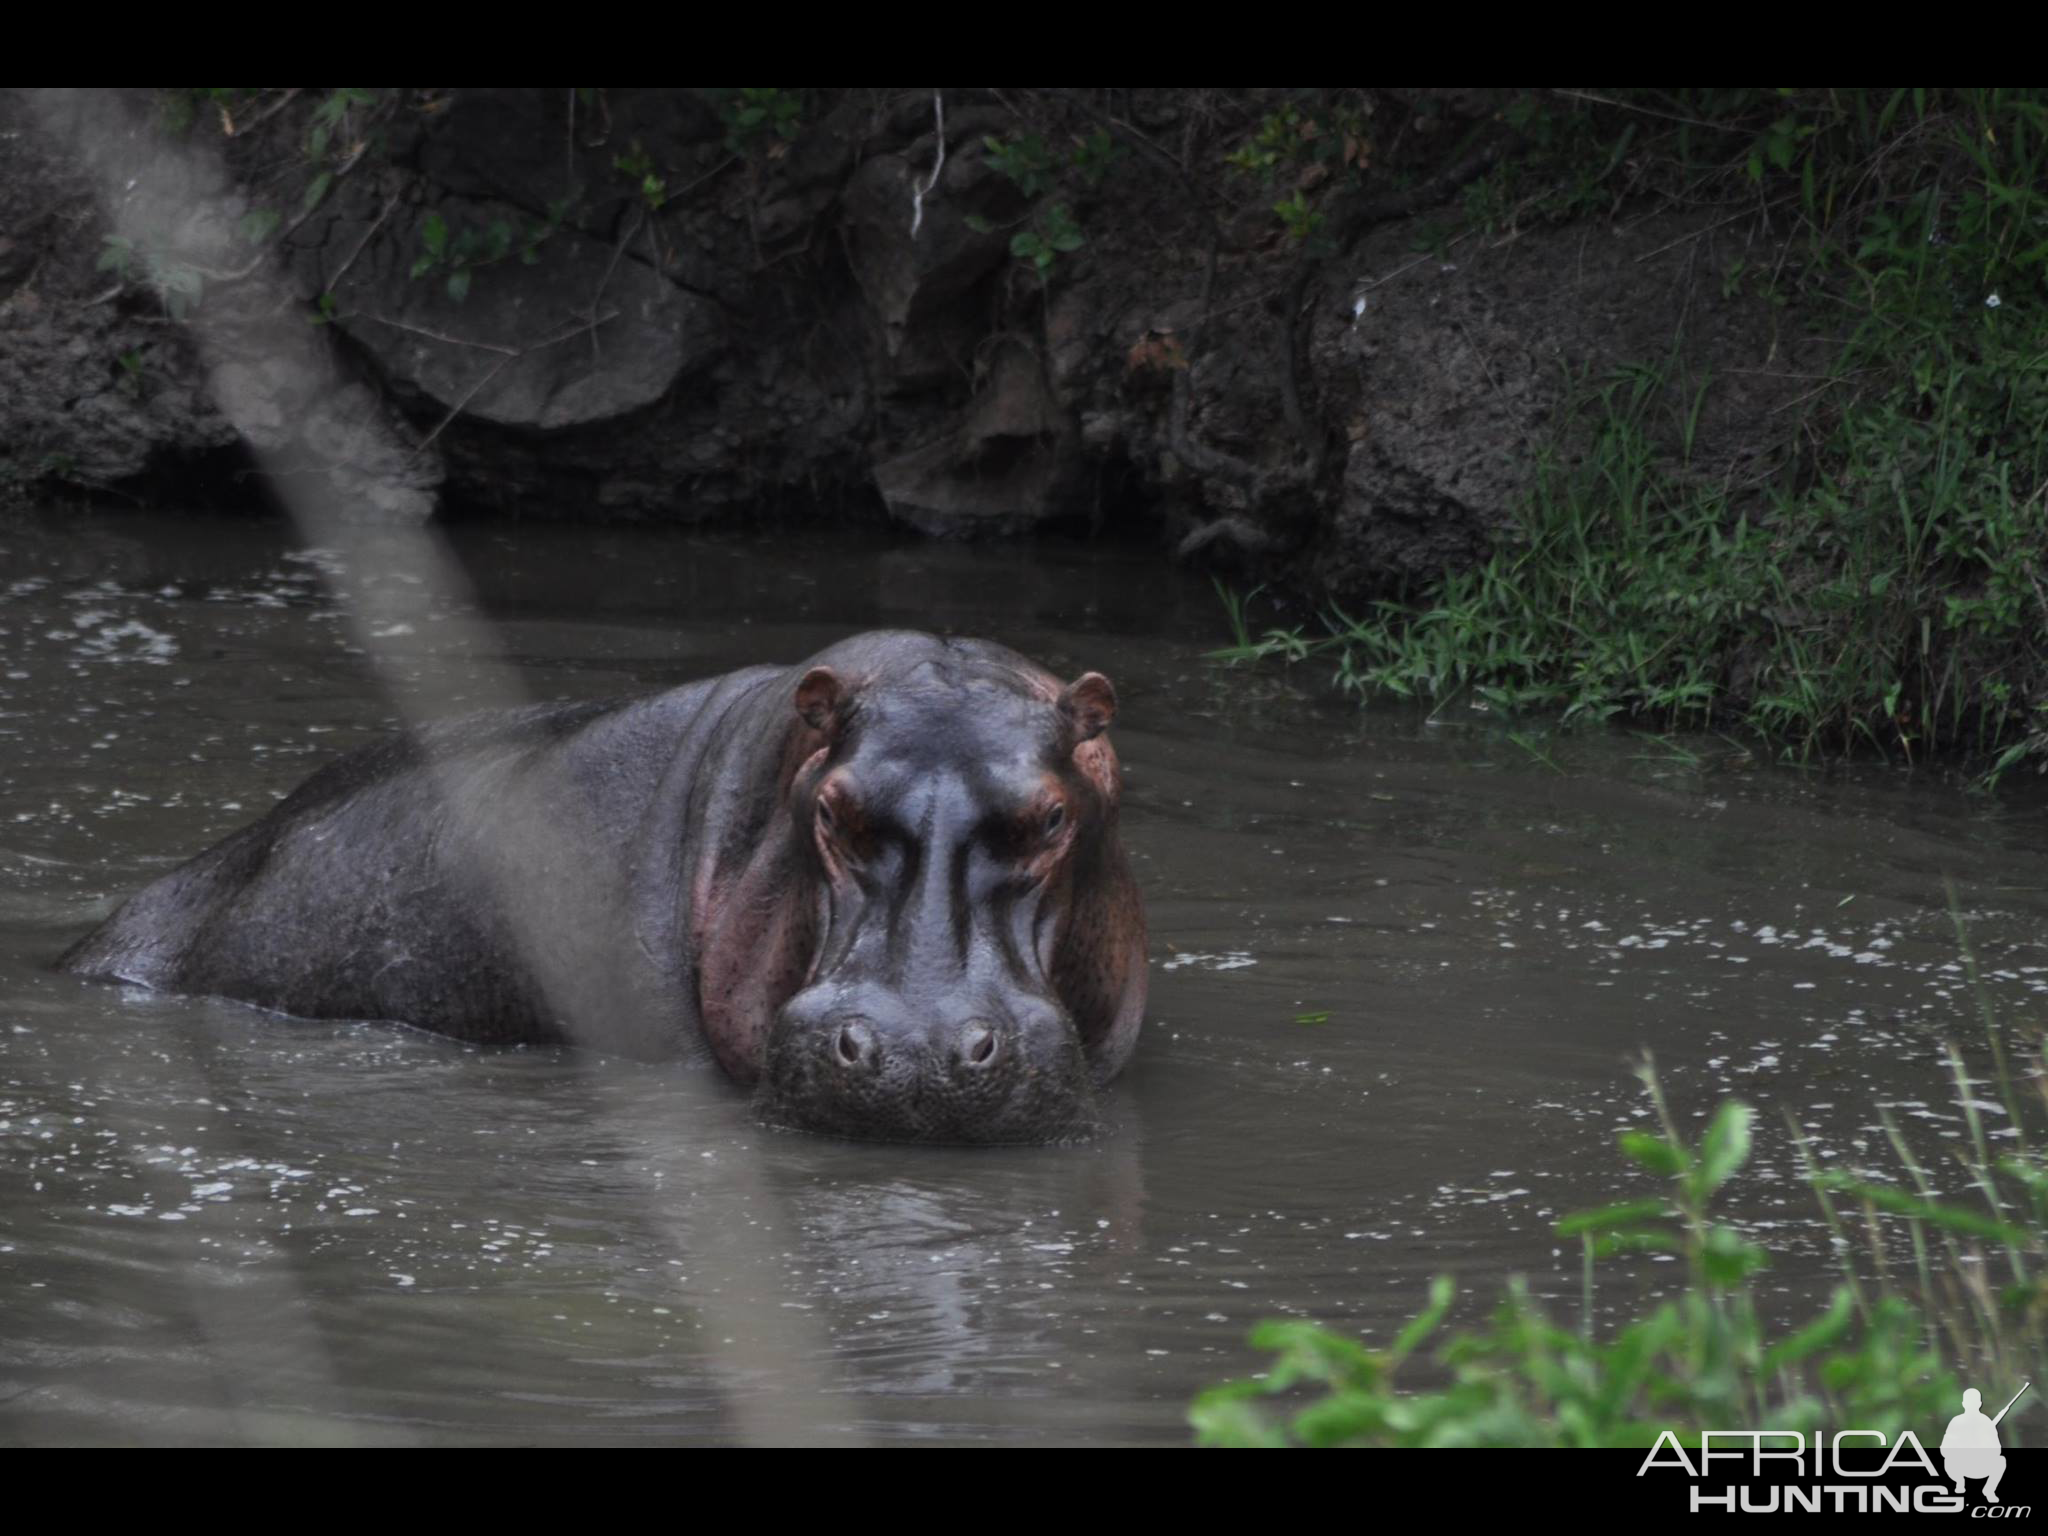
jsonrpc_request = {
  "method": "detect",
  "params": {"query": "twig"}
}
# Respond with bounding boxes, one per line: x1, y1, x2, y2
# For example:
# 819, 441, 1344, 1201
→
673, 154, 738, 203
910, 92, 945, 238
1322, 134, 1521, 256
1633, 192, 1798, 265
1453, 318, 1503, 395
190, 140, 374, 284
1043, 87, 1228, 230
414, 354, 515, 454
225, 88, 302, 138
584, 204, 644, 367
1551, 89, 1751, 135
357, 313, 521, 356
565, 88, 577, 199
325, 190, 401, 298
412, 307, 623, 455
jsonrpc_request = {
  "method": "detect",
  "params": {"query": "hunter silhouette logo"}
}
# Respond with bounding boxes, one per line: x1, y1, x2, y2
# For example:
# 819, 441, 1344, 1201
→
1941, 1383, 2027, 1504
1636, 1381, 2034, 1513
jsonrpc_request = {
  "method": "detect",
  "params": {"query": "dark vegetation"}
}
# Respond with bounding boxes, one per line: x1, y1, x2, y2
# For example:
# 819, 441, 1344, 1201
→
1213, 89, 2048, 780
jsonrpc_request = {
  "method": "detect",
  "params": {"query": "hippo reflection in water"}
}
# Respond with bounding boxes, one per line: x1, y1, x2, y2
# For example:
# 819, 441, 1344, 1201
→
59, 632, 1149, 1144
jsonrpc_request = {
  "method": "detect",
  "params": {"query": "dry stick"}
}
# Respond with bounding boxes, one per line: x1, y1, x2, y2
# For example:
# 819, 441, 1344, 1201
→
582, 204, 645, 368
411, 307, 623, 456
414, 353, 514, 455
1044, 88, 1228, 228
358, 312, 520, 355
672, 154, 738, 203
909, 91, 945, 238
221, 87, 303, 139
323, 190, 401, 301
195, 140, 374, 285
1633, 192, 1799, 266
1550, 88, 1755, 136
1454, 318, 1503, 397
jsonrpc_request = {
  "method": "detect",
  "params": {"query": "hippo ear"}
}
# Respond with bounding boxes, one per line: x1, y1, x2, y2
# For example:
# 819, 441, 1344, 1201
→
1058, 672, 1117, 744
794, 667, 844, 733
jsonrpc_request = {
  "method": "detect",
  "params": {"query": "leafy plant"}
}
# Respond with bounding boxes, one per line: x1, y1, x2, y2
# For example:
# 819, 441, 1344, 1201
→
984, 133, 1059, 199
1010, 203, 1084, 282
614, 142, 668, 210
237, 208, 282, 246
1195, 902, 2048, 1447
408, 203, 563, 302
1192, 1065, 1968, 1447
97, 235, 204, 319
714, 88, 805, 155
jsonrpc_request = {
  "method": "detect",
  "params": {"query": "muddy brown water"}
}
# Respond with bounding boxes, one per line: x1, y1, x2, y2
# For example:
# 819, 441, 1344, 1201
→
3, 509, 2046, 1445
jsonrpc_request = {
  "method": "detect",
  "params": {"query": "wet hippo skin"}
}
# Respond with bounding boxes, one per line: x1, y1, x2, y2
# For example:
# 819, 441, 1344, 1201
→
58, 631, 1149, 1144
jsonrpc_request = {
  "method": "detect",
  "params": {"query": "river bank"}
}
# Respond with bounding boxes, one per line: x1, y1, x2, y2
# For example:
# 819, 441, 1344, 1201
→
4, 88, 2042, 766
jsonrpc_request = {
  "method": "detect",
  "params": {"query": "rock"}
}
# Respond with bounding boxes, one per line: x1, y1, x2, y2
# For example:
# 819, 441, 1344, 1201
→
2, 88, 1832, 588
1301, 208, 1824, 598
0, 91, 240, 493
304, 187, 723, 433
840, 141, 1022, 387
874, 337, 1073, 536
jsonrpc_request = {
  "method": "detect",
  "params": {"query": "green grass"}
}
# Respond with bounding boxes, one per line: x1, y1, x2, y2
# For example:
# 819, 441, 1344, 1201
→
1217, 89, 2048, 780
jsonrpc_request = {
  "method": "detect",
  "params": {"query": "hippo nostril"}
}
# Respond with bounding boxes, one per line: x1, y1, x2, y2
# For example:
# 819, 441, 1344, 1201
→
956, 1020, 1000, 1071
834, 1021, 875, 1068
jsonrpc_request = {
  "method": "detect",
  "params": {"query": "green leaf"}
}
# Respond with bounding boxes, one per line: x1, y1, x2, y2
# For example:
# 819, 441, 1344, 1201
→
423, 212, 448, 258
1388, 1275, 1456, 1367
1594, 1229, 1682, 1258
1555, 1198, 1672, 1238
1619, 1131, 1686, 1178
1248, 1319, 1378, 1390
1188, 1383, 1289, 1447
446, 268, 471, 303
1292, 1391, 1388, 1447
1762, 1286, 1856, 1371
1701, 1225, 1768, 1287
302, 171, 333, 215
1695, 1102, 1754, 1197
1814, 1176, 2029, 1244
237, 208, 281, 245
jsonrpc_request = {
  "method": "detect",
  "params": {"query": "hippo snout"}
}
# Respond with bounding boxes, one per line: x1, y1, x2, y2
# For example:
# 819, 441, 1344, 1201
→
828, 1015, 1001, 1074
759, 984, 1098, 1144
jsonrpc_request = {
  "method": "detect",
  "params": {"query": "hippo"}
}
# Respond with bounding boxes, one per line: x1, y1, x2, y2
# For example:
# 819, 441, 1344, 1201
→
58, 631, 1148, 1143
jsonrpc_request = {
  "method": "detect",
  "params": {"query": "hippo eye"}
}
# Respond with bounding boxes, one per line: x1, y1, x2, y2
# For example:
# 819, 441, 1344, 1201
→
817, 798, 837, 832
1042, 802, 1066, 838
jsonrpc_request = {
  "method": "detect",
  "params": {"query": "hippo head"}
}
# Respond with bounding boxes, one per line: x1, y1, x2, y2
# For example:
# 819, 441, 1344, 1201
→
743, 648, 1142, 1144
